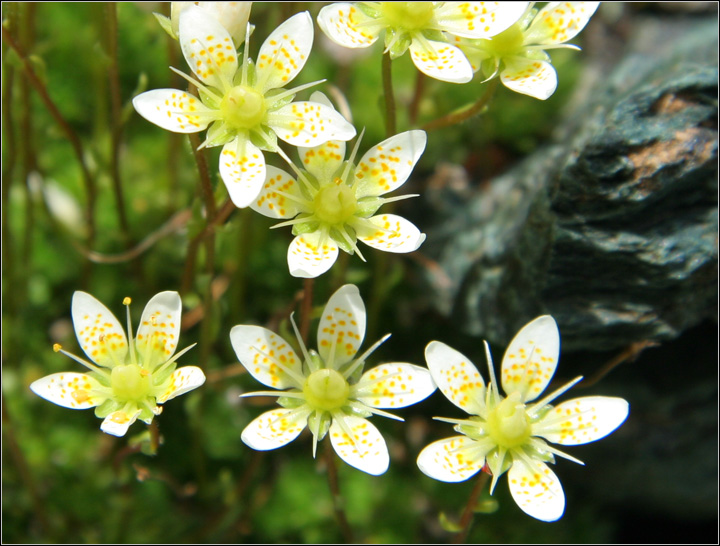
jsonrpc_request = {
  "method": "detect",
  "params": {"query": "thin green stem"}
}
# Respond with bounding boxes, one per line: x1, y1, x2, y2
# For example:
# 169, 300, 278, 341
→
421, 77, 500, 132
300, 277, 314, 345
452, 471, 489, 544
1, 23, 98, 271
324, 439, 354, 542
382, 52, 396, 137
104, 2, 131, 245
409, 70, 426, 126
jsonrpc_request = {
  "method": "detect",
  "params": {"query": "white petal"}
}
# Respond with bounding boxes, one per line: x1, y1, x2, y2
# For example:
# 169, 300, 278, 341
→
269, 101, 356, 147
287, 231, 339, 278
409, 37, 473, 83
317, 284, 366, 368
354, 130, 426, 198
256, 11, 313, 92
500, 58, 558, 100
30, 372, 106, 409
433, 1, 529, 39
507, 458, 565, 521
100, 409, 142, 437
229, 325, 304, 389
501, 315, 560, 403
298, 140, 347, 182
241, 408, 310, 450
192, 1, 253, 46
356, 214, 426, 254
219, 137, 266, 208
424, 341, 486, 415
72, 291, 128, 368
136, 291, 182, 366
179, 6, 238, 89
329, 415, 389, 475
355, 363, 436, 408
250, 165, 306, 219
524, 2, 599, 45
317, 2, 382, 49
417, 435, 487, 482
132, 89, 214, 134
157, 366, 206, 403
533, 396, 629, 445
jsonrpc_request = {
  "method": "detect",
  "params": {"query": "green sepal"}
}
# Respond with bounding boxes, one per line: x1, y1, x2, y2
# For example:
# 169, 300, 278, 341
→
329, 228, 354, 254
385, 28, 411, 59
199, 86, 222, 110
249, 126, 277, 151
234, 59, 257, 86
308, 411, 331, 442
94, 399, 121, 419
264, 88, 296, 111
277, 395, 306, 409
355, 197, 383, 218
291, 218, 320, 236
152, 362, 177, 386
303, 350, 325, 375
439, 512, 462, 533
356, 2, 381, 18
421, 29, 446, 43
204, 121, 237, 148
154, 13, 176, 39
343, 403, 371, 419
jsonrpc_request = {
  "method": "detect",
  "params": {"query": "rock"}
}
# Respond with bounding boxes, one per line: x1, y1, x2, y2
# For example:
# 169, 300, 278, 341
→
422, 17, 718, 351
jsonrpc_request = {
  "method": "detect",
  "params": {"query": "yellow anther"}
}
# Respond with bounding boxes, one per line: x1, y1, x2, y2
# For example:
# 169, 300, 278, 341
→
53, 343, 62, 352
123, 297, 132, 305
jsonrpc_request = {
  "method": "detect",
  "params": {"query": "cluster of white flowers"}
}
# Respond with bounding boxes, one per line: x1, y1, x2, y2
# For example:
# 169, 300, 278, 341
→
31, 1, 629, 524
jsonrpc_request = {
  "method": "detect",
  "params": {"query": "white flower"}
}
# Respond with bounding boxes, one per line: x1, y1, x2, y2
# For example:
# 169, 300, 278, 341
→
417, 315, 629, 521
30, 292, 205, 437
453, 2, 599, 99
251, 92, 426, 278
155, 2, 254, 47
317, 2, 529, 83
133, 8, 356, 208
230, 284, 436, 475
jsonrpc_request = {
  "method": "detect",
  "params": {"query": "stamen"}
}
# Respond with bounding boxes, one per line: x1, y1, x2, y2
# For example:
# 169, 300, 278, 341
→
336, 225, 366, 262
153, 343, 197, 377
528, 438, 584, 466
341, 333, 391, 380
169, 66, 224, 104
341, 127, 365, 182
526, 376, 583, 418
53, 346, 109, 376
483, 341, 502, 406
265, 79, 327, 108
240, 22, 252, 86
253, 345, 306, 387
347, 400, 403, 422
124, 297, 138, 366
276, 147, 314, 191
239, 390, 306, 399
288, 312, 313, 366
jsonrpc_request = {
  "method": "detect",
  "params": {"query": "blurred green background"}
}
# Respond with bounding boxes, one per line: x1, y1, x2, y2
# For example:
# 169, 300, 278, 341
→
2, 2, 717, 543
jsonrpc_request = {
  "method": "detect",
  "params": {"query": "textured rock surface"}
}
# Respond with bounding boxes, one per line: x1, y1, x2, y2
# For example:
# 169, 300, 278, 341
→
422, 17, 718, 351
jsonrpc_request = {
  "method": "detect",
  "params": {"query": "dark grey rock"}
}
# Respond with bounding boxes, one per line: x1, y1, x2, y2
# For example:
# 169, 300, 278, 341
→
423, 18, 718, 351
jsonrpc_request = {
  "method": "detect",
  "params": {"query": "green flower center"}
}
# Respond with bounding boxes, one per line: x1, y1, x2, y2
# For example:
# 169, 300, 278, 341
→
220, 85, 266, 130
381, 2, 434, 30
111, 364, 152, 403
481, 23, 525, 57
303, 369, 350, 412
313, 182, 358, 225
486, 392, 531, 448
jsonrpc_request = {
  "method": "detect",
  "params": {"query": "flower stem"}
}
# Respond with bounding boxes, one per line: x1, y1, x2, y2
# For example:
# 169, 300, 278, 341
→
104, 2, 131, 246
382, 52, 396, 137
324, 439, 354, 542
1, 22, 98, 272
452, 471, 489, 544
421, 77, 499, 132
409, 70, 426, 126
300, 277, 314, 345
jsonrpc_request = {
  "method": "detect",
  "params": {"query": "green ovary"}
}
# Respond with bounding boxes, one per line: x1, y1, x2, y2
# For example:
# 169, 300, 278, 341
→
486, 392, 531, 448
303, 369, 350, 412
220, 85, 266, 130
111, 364, 152, 403
313, 183, 357, 225
381, 2, 434, 30
481, 23, 525, 58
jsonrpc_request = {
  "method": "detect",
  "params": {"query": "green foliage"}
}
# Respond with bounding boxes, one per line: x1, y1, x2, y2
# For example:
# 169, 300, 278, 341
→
2, 2, 607, 543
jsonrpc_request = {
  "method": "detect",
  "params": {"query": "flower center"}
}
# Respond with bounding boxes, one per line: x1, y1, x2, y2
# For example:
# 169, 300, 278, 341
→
111, 364, 152, 403
381, 2, 434, 31
486, 391, 531, 448
313, 182, 358, 225
303, 369, 350, 411
220, 85, 266, 130
481, 23, 525, 57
